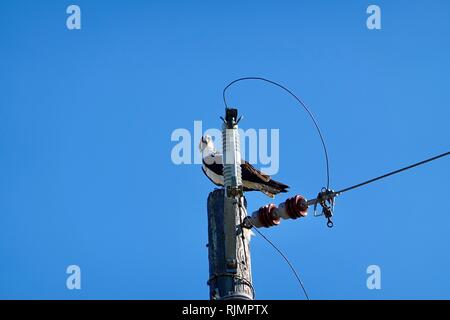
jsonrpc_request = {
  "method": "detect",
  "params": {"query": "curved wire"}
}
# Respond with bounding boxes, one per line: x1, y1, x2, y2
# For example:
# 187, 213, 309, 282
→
251, 225, 310, 300
223, 77, 330, 189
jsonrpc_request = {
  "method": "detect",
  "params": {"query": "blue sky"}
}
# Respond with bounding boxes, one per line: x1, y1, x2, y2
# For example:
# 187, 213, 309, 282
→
1, 0, 449, 299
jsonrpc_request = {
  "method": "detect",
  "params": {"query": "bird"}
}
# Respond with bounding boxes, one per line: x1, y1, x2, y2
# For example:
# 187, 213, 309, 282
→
199, 135, 289, 197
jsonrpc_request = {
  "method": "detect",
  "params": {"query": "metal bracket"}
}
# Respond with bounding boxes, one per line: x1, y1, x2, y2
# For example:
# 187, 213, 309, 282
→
313, 187, 336, 228
226, 185, 244, 198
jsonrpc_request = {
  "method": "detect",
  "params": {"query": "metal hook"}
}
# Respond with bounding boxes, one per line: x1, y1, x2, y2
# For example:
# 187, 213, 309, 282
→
315, 187, 336, 228
327, 218, 334, 228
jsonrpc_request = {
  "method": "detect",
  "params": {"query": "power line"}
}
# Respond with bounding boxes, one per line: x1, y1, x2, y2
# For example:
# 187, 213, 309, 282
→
304, 150, 449, 228
307, 151, 450, 208
336, 151, 450, 195
223, 77, 331, 189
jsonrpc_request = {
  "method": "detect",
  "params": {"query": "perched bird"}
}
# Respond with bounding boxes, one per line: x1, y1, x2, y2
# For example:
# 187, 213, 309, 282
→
199, 135, 289, 197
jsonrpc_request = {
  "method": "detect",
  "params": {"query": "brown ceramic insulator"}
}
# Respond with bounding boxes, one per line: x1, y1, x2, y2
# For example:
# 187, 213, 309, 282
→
285, 195, 308, 219
257, 203, 280, 228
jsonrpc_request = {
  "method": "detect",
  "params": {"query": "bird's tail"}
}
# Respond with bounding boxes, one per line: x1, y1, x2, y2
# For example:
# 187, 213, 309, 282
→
268, 179, 289, 192
260, 179, 289, 198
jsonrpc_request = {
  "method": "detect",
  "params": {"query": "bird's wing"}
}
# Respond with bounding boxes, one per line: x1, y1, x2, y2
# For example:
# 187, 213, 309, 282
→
202, 154, 223, 176
204, 153, 272, 184
241, 161, 271, 183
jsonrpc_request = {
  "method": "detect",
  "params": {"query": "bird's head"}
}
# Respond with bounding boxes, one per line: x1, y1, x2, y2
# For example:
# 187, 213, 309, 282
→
199, 135, 215, 154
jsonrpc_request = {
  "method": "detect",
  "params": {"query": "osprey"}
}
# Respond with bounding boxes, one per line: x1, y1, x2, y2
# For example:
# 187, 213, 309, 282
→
199, 135, 289, 197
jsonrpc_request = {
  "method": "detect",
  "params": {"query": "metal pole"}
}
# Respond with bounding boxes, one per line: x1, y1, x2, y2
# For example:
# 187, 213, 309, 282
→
206, 108, 254, 300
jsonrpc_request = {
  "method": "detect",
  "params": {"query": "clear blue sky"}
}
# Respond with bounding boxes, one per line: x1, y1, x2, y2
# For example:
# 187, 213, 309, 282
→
1, 0, 449, 299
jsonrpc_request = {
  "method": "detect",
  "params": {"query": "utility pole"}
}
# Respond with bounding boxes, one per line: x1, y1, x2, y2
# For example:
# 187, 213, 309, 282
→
205, 108, 313, 300
207, 108, 254, 300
